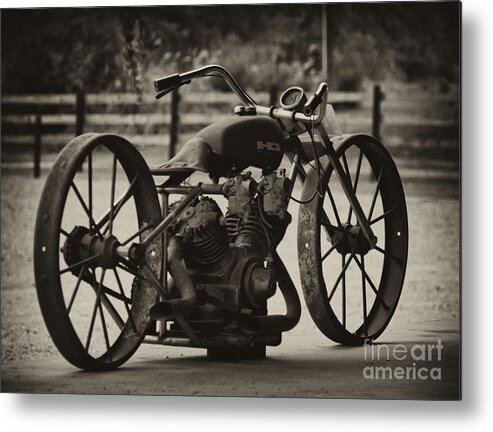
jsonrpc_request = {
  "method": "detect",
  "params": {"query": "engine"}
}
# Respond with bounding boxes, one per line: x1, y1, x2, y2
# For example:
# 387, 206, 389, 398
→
162, 171, 294, 345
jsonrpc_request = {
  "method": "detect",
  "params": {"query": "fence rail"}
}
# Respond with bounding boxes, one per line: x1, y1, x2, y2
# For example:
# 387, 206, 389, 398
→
1, 87, 459, 177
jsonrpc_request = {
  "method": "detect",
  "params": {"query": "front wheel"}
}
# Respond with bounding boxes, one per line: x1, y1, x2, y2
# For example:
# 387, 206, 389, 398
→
34, 133, 162, 370
298, 135, 408, 345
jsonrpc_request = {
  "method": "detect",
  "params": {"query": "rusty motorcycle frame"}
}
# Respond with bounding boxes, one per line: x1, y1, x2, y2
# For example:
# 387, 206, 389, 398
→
34, 65, 408, 371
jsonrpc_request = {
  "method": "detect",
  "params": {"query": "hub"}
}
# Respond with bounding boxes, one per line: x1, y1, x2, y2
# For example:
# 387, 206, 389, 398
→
62, 226, 121, 274
332, 223, 374, 256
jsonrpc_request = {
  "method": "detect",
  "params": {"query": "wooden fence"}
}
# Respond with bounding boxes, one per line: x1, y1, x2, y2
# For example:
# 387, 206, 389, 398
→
1, 87, 458, 177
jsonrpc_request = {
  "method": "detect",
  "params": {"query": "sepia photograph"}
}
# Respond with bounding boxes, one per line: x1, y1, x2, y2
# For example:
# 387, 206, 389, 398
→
1, 1, 460, 400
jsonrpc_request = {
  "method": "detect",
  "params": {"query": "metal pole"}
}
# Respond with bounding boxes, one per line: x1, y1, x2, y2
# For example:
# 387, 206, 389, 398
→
321, 4, 334, 83
76, 90, 85, 136
160, 192, 168, 292
317, 124, 376, 246
33, 113, 41, 178
140, 185, 202, 249
76, 90, 86, 171
372, 84, 383, 141
269, 85, 278, 107
169, 88, 180, 159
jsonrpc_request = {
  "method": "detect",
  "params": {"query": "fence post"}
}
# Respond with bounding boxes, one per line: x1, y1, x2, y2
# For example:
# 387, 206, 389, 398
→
372, 84, 383, 141
169, 88, 180, 159
321, 3, 335, 82
76, 90, 86, 135
33, 113, 42, 178
76, 90, 86, 171
269, 85, 278, 106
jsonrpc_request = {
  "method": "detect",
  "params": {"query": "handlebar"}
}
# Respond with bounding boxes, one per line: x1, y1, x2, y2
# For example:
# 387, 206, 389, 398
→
303, 83, 328, 116
254, 100, 327, 125
154, 64, 256, 106
154, 73, 189, 97
154, 64, 328, 126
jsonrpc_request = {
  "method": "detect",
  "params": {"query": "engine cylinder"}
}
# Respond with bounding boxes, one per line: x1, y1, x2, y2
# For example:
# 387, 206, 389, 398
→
226, 203, 268, 256
176, 197, 229, 268
186, 226, 229, 266
226, 202, 290, 257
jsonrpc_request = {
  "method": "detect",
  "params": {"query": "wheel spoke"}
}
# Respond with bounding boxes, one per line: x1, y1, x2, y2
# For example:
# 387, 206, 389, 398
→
98, 293, 112, 360
321, 242, 338, 262
141, 262, 166, 296
95, 173, 139, 235
85, 269, 125, 330
328, 253, 354, 302
361, 255, 368, 337
67, 264, 87, 314
116, 261, 150, 285
326, 186, 342, 227
353, 255, 389, 310
367, 167, 383, 222
108, 154, 117, 236
113, 269, 137, 332
342, 254, 346, 328
370, 205, 399, 225
342, 152, 352, 185
374, 245, 385, 255
347, 149, 363, 224
116, 263, 140, 278
60, 228, 71, 238
60, 254, 99, 275
320, 209, 331, 224
352, 149, 364, 192
117, 256, 140, 273
85, 268, 107, 351
320, 218, 339, 236
120, 223, 153, 247
341, 152, 354, 222
88, 151, 93, 233
374, 245, 402, 263
71, 182, 101, 237
60, 228, 82, 245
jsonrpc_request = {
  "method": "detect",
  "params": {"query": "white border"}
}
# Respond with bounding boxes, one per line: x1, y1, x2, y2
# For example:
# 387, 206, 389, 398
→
2, 0, 492, 429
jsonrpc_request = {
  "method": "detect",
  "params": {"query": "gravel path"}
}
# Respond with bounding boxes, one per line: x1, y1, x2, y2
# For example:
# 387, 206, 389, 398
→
0, 158, 459, 398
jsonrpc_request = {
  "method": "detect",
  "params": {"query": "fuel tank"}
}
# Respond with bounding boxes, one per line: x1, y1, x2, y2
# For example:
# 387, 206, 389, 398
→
160, 116, 291, 178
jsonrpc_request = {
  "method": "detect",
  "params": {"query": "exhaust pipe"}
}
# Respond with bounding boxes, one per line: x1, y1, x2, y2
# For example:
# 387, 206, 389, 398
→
239, 251, 301, 334
150, 236, 197, 320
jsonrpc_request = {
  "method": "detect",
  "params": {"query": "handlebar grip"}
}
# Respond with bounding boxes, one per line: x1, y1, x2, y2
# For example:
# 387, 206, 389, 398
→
154, 73, 182, 93
303, 83, 328, 116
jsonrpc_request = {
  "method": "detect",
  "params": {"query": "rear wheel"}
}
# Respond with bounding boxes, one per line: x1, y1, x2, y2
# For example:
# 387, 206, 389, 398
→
34, 134, 162, 370
298, 135, 408, 345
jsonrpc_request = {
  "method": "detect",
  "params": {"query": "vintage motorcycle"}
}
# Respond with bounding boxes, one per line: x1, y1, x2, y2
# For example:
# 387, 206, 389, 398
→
34, 65, 408, 371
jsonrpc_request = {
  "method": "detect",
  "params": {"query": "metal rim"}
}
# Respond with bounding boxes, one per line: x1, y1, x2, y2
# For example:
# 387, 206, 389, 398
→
298, 135, 408, 345
34, 134, 161, 370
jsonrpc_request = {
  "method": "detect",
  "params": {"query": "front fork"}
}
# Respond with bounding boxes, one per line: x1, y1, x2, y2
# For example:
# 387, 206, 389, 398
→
289, 125, 377, 247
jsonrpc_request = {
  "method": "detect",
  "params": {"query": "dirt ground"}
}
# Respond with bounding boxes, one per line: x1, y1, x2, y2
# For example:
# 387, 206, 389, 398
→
0, 151, 460, 399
